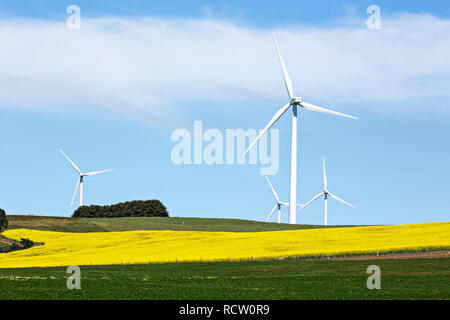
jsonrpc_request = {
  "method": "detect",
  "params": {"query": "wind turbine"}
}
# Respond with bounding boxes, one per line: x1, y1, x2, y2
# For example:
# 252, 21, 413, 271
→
265, 176, 288, 223
265, 176, 303, 223
246, 32, 358, 224
299, 157, 355, 226
60, 150, 114, 207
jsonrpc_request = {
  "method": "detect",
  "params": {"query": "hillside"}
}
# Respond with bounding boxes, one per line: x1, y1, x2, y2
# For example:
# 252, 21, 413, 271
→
2, 222, 448, 268
6, 215, 105, 232
5, 215, 354, 233
81, 217, 345, 232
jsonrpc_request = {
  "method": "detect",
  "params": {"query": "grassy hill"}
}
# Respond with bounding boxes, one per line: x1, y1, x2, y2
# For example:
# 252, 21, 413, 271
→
5, 215, 105, 232
81, 217, 345, 232
5, 215, 354, 233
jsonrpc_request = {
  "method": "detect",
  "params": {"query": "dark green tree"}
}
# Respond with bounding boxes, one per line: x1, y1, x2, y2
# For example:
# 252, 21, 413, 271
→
72, 200, 169, 218
0, 208, 8, 232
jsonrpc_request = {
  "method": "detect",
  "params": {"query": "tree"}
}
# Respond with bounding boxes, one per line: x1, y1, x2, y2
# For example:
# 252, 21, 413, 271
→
0, 208, 8, 232
72, 200, 169, 218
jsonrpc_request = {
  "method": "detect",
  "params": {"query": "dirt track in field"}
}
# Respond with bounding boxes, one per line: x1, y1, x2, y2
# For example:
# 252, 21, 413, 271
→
0, 237, 14, 246
331, 250, 450, 260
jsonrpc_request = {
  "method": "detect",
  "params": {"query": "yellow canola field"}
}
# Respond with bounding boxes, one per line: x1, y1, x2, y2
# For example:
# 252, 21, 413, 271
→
1, 222, 449, 268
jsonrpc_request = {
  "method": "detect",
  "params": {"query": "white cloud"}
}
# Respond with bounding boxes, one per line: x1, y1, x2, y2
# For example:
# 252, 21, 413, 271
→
0, 13, 449, 122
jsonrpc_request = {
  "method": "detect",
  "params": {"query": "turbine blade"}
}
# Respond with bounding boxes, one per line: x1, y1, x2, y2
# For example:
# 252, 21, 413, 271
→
70, 178, 80, 207
300, 102, 358, 120
266, 205, 277, 222
328, 192, 356, 208
60, 150, 82, 174
265, 176, 280, 203
323, 157, 327, 191
245, 102, 291, 154
297, 192, 324, 211
272, 32, 293, 99
84, 169, 115, 176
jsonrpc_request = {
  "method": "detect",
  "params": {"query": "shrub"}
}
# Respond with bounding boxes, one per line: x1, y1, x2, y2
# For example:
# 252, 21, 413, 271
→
20, 238, 35, 249
72, 200, 169, 218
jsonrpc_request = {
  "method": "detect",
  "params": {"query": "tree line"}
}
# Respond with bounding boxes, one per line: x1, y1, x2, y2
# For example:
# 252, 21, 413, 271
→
72, 200, 169, 218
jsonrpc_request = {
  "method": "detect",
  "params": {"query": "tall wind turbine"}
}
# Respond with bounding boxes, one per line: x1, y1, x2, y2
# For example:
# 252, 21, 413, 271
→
265, 176, 288, 223
246, 32, 358, 224
60, 150, 114, 207
299, 157, 355, 226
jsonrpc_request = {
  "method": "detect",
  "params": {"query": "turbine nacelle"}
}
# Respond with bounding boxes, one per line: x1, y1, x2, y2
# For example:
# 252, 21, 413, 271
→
290, 97, 302, 105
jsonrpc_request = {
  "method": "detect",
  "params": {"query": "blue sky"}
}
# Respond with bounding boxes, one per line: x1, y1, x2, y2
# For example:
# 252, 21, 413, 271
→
1, 0, 450, 23
0, 1, 449, 225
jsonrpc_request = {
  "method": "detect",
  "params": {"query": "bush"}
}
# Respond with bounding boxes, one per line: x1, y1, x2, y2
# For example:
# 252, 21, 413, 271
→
72, 200, 169, 218
0, 208, 7, 232
20, 238, 34, 249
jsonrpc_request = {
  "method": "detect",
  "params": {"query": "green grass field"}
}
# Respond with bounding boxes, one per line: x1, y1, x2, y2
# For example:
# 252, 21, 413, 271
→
0, 258, 448, 300
6, 215, 354, 233
2, 215, 448, 300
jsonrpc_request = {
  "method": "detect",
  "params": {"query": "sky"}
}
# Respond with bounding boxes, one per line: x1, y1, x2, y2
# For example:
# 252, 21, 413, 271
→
0, 0, 449, 225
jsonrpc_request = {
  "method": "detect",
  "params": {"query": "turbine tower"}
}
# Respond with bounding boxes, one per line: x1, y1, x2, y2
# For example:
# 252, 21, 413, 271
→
246, 32, 358, 224
60, 150, 114, 207
299, 157, 355, 225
